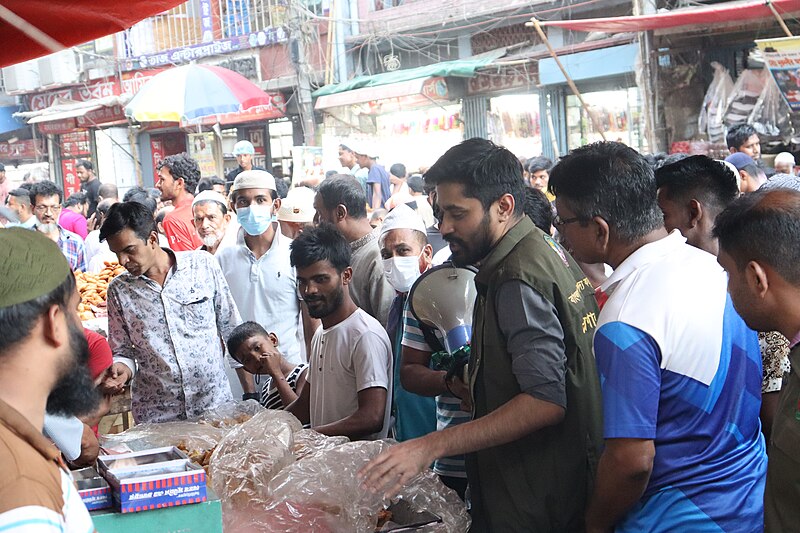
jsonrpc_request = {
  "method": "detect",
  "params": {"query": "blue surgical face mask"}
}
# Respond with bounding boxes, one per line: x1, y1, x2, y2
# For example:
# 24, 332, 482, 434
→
237, 204, 273, 236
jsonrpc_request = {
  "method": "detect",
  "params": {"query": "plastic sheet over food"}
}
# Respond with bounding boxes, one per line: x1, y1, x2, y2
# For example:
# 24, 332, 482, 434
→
209, 410, 302, 509
199, 399, 265, 428
750, 74, 795, 149
698, 62, 734, 143
291, 429, 349, 460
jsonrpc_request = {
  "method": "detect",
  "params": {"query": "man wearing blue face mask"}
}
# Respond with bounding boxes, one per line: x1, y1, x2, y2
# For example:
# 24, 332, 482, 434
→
217, 170, 320, 403
379, 204, 437, 442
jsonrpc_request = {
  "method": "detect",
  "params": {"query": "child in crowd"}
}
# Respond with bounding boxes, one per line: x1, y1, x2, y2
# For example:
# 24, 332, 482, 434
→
227, 322, 308, 411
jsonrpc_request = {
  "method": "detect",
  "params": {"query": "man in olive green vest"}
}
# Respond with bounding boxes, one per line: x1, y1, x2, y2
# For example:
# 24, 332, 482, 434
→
360, 138, 604, 531
714, 188, 800, 533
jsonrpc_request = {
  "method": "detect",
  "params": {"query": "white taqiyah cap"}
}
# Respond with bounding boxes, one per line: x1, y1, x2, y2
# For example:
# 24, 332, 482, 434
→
192, 190, 228, 209
230, 169, 276, 194
277, 186, 316, 223
379, 203, 427, 242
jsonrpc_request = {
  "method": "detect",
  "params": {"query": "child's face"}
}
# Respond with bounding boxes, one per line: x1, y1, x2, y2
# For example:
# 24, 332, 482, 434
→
234, 333, 279, 374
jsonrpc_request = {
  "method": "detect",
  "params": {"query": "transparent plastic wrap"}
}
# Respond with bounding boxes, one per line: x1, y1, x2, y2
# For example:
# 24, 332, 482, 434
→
100, 421, 225, 454
698, 62, 734, 143
723, 69, 767, 128
199, 399, 266, 428
260, 440, 470, 533
210, 409, 302, 510
291, 429, 350, 461
750, 74, 795, 149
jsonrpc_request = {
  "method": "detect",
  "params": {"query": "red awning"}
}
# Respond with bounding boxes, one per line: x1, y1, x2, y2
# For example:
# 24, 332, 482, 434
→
540, 0, 800, 33
0, 0, 186, 68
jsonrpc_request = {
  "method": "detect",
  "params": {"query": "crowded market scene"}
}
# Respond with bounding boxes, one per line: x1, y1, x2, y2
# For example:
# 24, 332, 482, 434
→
1, 0, 800, 532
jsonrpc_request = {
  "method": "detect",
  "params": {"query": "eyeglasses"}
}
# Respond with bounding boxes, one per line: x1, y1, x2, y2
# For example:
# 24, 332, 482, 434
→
553, 214, 584, 227
34, 204, 61, 214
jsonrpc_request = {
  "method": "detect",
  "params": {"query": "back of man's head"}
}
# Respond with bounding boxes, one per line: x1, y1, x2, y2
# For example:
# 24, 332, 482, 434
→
100, 201, 157, 243
290, 223, 352, 273
714, 188, 800, 286
29, 180, 62, 206
726, 123, 757, 152
316, 175, 367, 220
523, 187, 554, 234
98, 182, 118, 201
425, 138, 525, 216
8, 188, 31, 208
655, 155, 739, 213
64, 192, 88, 209
390, 163, 407, 179
0, 228, 74, 355
549, 141, 664, 244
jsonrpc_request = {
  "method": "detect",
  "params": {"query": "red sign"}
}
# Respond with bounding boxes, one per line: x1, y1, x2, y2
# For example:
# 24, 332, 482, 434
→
0, 139, 44, 160
246, 127, 266, 156
151, 139, 164, 183
60, 131, 90, 196
28, 80, 121, 111
62, 159, 82, 197
38, 119, 80, 135
77, 105, 128, 127
120, 68, 169, 95
467, 70, 536, 96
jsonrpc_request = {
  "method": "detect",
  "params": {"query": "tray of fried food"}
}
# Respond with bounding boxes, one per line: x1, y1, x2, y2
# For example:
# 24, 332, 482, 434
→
75, 262, 125, 320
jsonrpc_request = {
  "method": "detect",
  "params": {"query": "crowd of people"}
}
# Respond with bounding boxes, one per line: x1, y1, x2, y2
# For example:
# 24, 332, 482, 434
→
0, 128, 799, 532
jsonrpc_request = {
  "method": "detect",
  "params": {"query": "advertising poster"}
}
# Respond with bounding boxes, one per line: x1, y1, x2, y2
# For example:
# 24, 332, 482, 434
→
189, 132, 218, 177
756, 36, 800, 112
292, 146, 325, 186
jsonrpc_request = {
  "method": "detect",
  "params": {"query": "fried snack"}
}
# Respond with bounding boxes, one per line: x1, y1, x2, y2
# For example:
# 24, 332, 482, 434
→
75, 263, 126, 320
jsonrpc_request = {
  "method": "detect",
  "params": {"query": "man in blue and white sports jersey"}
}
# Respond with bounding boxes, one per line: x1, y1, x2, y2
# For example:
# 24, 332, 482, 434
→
550, 141, 767, 533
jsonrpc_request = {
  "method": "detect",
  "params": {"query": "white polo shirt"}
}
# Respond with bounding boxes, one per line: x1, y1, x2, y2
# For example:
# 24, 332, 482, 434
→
308, 308, 393, 440
216, 224, 304, 364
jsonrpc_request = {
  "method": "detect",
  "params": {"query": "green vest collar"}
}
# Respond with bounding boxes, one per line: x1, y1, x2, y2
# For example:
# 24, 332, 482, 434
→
475, 216, 534, 290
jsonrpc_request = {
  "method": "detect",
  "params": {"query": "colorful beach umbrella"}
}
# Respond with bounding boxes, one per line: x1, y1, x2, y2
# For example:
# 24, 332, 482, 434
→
125, 64, 273, 123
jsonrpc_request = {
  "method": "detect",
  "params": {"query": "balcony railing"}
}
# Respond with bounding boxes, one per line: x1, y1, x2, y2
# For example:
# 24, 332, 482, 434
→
120, 0, 289, 59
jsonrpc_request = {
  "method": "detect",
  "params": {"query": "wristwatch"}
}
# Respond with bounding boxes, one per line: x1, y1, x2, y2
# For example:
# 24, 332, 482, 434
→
242, 392, 259, 402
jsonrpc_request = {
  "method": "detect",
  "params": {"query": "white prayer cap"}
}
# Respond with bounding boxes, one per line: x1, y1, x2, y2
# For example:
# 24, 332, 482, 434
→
379, 204, 427, 243
277, 186, 316, 223
230, 169, 276, 194
192, 190, 228, 210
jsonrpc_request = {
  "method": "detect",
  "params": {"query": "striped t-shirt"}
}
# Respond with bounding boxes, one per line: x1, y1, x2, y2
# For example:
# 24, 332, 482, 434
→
260, 363, 309, 410
401, 307, 470, 479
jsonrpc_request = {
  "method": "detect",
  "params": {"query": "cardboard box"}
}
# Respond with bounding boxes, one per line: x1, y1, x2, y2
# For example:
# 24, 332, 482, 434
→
73, 467, 112, 511
98, 447, 207, 513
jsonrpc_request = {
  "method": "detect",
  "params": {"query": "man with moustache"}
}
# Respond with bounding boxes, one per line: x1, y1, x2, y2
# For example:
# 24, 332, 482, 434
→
100, 202, 242, 423
29, 181, 86, 272
0, 228, 99, 530
360, 139, 603, 531
285, 224, 393, 440
192, 190, 231, 255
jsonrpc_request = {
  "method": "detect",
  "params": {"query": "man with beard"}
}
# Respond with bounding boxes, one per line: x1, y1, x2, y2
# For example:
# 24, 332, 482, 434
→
0, 228, 98, 530
29, 180, 86, 272
285, 224, 393, 440
76, 159, 100, 217
100, 201, 242, 423
192, 190, 231, 255
360, 138, 604, 532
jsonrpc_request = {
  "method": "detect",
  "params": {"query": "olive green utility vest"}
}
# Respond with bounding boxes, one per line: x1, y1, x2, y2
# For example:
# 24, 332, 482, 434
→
467, 217, 604, 533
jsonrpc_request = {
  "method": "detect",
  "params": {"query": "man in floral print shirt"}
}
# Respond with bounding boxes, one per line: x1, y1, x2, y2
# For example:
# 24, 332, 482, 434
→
100, 202, 242, 423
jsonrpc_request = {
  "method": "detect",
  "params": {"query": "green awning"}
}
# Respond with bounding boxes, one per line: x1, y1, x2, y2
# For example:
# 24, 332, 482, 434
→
312, 50, 505, 98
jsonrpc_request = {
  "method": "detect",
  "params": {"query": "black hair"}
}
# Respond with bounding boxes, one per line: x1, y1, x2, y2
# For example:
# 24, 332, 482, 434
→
156, 207, 171, 225
8, 188, 31, 206
100, 201, 157, 243
713, 188, 800, 285
407, 175, 424, 193
549, 141, 664, 243
0, 163, 5, 171
526, 156, 552, 174
316, 175, 367, 219
325, 170, 338, 180
655, 155, 739, 212
123, 186, 158, 216
275, 177, 289, 199
290, 224, 351, 273
156, 153, 201, 194
390, 163, 407, 178
196, 177, 213, 193
339, 144, 354, 153
76, 159, 93, 172
226, 321, 268, 362
523, 187, 554, 234
726, 123, 758, 151
742, 163, 761, 179
424, 138, 525, 216
64, 192, 88, 208
29, 180, 62, 206
0, 273, 75, 354
98, 182, 118, 199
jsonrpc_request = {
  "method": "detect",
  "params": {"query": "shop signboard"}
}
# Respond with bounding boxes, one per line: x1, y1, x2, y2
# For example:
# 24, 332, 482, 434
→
151, 139, 164, 181
61, 131, 91, 197
245, 127, 266, 155
756, 36, 800, 112
189, 132, 219, 177
467, 69, 537, 96
0, 139, 45, 160
291, 146, 324, 186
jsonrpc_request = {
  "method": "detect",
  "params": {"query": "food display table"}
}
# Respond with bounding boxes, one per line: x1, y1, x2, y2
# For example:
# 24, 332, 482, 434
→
91, 488, 222, 533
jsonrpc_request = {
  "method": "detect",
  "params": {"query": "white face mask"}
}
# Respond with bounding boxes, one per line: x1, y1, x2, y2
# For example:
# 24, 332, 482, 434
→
382, 254, 422, 293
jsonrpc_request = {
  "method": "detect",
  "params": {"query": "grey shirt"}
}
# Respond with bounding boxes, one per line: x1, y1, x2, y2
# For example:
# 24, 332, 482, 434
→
349, 229, 394, 328
496, 279, 567, 408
